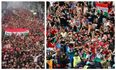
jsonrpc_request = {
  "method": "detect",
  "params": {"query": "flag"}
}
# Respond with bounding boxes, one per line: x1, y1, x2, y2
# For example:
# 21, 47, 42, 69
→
5, 28, 29, 36
96, 2, 108, 17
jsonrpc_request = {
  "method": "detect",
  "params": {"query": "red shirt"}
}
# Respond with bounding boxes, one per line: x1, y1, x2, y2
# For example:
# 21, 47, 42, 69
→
51, 29, 57, 35
102, 43, 108, 48
47, 42, 55, 48
91, 46, 96, 54
9, 47, 14, 53
2, 48, 7, 53
102, 50, 109, 55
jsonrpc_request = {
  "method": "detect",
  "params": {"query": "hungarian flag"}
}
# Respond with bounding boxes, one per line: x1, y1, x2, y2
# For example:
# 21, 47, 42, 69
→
5, 28, 29, 36
96, 2, 108, 17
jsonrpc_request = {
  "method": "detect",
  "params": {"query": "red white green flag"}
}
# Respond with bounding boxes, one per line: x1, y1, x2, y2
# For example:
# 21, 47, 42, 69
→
96, 2, 108, 17
5, 28, 29, 36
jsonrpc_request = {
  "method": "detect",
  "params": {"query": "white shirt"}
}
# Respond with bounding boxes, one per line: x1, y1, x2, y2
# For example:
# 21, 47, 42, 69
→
61, 32, 67, 37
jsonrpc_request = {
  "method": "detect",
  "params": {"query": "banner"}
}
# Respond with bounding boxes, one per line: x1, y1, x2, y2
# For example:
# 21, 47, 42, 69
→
5, 28, 29, 36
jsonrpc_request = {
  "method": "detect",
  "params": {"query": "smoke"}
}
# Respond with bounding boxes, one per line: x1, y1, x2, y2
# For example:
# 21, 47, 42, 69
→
2, 2, 44, 20
2, 2, 44, 13
7, 2, 26, 9
2, 2, 28, 10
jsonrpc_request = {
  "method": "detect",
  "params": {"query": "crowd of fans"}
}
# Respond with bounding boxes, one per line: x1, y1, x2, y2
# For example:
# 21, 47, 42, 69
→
47, 1, 115, 69
2, 3, 44, 69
